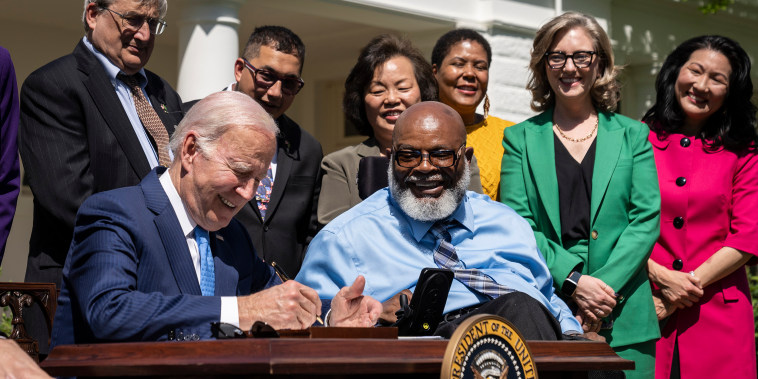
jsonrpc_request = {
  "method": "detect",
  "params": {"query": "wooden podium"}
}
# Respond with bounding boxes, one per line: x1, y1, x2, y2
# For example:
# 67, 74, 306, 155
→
41, 337, 632, 378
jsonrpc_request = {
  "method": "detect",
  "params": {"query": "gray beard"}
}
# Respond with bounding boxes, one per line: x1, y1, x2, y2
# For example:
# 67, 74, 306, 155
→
388, 160, 470, 222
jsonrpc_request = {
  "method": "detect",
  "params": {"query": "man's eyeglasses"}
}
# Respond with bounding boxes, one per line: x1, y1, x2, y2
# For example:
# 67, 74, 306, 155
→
242, 58, 305, 96
544, 51, 597, 69
100, 7, 167, 36
393, 144, 465, 169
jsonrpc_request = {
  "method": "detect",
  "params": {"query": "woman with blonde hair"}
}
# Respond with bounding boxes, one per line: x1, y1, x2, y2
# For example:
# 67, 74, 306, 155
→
501, 12, 660, 378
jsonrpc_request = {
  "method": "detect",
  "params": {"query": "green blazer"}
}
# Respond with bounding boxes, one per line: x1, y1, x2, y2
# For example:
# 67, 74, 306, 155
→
501, 109, 661, 347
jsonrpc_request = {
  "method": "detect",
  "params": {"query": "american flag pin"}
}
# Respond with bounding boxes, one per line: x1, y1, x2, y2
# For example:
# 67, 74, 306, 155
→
215, 234, 224, 241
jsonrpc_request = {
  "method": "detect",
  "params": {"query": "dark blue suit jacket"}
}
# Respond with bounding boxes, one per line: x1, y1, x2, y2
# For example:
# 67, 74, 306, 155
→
52, 168, 277, 346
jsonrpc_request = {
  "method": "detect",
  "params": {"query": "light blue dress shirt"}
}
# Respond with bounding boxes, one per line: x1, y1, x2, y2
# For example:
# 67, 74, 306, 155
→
82, 36, 171, 168
296, 189, 582, 333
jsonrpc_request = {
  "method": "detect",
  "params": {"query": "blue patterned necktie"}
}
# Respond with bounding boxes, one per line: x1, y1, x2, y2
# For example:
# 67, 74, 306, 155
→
255, 165, 274, 220
194, 226, 215, 296
429, 221, 513, 299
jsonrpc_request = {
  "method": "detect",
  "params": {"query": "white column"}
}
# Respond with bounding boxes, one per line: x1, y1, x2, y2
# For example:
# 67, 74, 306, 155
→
176, 0, 245, 101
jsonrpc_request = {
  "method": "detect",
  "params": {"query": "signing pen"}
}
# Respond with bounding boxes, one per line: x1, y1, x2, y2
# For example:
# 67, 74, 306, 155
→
271, 261, 324, 325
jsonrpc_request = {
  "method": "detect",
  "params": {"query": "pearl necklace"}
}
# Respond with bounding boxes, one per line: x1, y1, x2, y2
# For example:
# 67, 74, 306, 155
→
554, 118, 598, 143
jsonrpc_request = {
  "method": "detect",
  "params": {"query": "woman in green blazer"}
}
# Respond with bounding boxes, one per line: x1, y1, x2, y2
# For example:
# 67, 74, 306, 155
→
500, 12, 660, 378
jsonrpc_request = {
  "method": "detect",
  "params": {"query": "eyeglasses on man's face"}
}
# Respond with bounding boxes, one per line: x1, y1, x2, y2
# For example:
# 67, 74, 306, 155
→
544, 51, 597, 69
100, 7, 167, 35
393, 144, 466, 169
242, 58, 305, 96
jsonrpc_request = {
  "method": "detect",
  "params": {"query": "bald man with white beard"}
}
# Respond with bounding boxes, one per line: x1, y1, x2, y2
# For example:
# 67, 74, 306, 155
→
297, 102, 584, 339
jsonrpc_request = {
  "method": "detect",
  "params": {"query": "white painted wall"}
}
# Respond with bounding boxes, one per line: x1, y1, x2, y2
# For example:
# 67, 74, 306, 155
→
486, 27, 538, 123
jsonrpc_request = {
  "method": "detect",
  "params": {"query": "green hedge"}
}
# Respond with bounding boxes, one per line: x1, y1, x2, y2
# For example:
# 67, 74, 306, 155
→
0, 268, 9, 336
750, 266, 758, 368
749, 266, 758, 337
0, 307, 10, 336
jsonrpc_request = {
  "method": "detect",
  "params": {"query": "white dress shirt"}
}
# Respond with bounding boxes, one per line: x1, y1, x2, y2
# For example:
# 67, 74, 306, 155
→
159, 169, 240, 326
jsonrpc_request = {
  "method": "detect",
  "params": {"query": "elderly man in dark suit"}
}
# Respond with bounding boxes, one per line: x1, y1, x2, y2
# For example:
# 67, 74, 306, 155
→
19, 0, 183, 352
52, 91, 380, 345
19, 0, 182, 290
223, 26, 323, 277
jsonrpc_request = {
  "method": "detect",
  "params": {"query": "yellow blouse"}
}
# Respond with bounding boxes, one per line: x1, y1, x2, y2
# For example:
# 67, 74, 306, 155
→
466, 115, 514, 200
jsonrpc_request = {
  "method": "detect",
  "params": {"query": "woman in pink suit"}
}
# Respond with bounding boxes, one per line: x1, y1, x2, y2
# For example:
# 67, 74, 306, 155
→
643, 35, 758, 379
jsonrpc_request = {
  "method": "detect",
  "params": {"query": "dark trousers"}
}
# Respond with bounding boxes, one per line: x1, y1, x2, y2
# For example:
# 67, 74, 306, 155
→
434, 291, 563, 340
24, 263, 63, 357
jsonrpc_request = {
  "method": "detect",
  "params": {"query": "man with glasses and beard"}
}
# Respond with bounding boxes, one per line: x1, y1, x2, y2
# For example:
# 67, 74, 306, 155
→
296, 102, 582, 339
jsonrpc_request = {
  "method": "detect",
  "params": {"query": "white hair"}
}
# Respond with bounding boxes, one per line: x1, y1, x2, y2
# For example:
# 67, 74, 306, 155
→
388, 158, 470, 222
168, 91, 278, 162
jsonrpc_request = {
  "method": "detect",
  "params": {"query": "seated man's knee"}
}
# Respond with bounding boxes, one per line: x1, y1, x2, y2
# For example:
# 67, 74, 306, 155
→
436, 292, 561, 340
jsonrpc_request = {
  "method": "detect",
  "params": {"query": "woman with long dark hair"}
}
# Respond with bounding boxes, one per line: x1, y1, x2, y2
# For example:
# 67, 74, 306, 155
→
644, 35, 758, 379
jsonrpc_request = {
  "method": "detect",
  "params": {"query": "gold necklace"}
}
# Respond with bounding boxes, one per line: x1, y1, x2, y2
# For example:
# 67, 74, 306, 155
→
554, 118, 598, 143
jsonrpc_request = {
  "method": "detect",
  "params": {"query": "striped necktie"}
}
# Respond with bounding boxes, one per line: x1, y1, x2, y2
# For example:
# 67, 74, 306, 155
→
429, 221, 513, 299
194, 226, 215, 296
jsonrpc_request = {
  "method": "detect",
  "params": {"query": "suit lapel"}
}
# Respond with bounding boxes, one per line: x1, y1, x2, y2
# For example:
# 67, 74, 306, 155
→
146, 76, 178, 136
74, 42, 152, 177
154, 212, 202, 295
263, 139, 293, 223
525, 111, 561, 240
141, 169, 202, 295
590, 112, 624, 224
355, 138, 381, 158
258, 115, 297, 223
209, 230, 239, 295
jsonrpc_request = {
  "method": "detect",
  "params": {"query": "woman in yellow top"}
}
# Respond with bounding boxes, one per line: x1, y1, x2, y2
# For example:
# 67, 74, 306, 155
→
432, 29, 515, 200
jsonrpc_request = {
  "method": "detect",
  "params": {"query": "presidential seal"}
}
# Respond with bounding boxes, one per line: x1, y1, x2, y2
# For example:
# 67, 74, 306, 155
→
440, 314, 537, 379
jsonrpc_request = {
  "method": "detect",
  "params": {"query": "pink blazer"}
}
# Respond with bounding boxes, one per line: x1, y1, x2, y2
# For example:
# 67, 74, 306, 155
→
649, 130, 758, 379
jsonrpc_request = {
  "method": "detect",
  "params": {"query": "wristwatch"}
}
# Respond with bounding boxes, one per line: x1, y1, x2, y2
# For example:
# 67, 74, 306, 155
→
562, 271, 582, 297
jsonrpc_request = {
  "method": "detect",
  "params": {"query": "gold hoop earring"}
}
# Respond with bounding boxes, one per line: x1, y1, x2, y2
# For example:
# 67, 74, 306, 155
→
483, 94, 490, 119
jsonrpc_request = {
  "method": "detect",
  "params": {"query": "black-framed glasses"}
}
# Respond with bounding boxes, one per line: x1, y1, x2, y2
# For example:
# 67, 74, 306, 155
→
393, 144, 465, 169
100, 7, 167, 35
544, 51, 597, 69
242, 58, 305, 96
